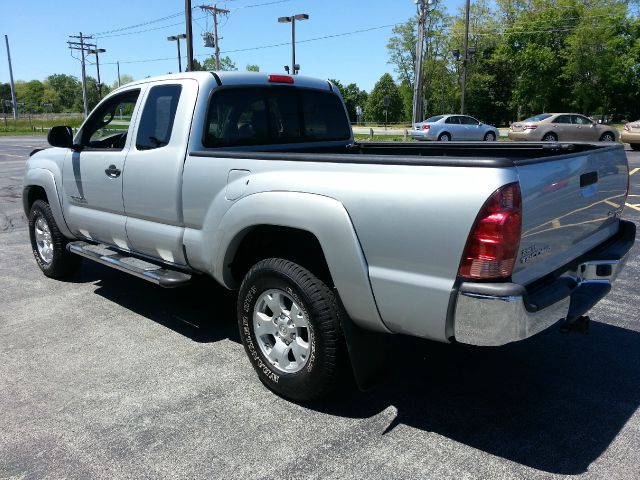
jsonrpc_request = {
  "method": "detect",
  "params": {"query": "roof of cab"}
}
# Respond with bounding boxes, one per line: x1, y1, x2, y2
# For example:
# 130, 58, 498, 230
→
113, 71, 334, 93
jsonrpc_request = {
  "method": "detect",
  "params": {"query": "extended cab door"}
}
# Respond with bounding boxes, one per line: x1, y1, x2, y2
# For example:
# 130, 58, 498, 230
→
121, 79, 198, 266
61, 88, 142, 247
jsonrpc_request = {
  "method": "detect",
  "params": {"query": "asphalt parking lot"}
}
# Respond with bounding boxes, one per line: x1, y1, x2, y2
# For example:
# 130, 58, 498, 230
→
1, 135, 639, 479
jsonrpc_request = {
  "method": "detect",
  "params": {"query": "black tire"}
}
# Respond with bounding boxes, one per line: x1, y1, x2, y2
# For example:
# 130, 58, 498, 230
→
631, 144, 640, 151
28, 200, 82, 279
599, 132, 616, 142
542, 132, 558, 142
237, 258, 345, 402
438, 132, 451, 141
483, 131, 496, 141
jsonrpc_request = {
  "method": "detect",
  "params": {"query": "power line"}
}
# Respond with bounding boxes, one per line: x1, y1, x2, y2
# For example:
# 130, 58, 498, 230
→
89, 11, 185, 36
94, 16, 208, 39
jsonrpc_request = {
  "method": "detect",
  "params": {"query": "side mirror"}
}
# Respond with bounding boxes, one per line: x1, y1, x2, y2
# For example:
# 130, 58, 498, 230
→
47, 126, 74, 149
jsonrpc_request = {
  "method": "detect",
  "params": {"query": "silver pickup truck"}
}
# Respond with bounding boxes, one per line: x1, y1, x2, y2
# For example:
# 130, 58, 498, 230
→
23, 72, 635, 401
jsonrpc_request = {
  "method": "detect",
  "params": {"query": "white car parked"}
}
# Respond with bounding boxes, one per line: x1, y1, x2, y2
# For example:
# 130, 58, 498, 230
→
411, 114, 499, 141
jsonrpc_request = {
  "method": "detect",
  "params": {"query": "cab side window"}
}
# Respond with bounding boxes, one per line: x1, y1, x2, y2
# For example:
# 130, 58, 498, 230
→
82, 89, 140, 150
136, 85, 182, 150
445, 116, 460, 124
554, 115, 572, 124
573, 115, 592, 125
460, 116, 479, 125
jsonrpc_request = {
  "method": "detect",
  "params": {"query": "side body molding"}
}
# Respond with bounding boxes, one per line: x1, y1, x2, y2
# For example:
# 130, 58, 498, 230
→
212, 191, 390, 333
22, 167, 74, 238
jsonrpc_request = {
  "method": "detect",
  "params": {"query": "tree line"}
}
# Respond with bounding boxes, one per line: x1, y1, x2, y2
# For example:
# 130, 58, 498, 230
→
377, 0, 640, 125
0, 55, 254, 115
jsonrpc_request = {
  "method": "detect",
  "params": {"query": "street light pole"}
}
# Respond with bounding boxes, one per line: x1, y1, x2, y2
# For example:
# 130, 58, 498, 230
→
461, 0, 471, 115
277, 14, 309, 74
88, 48, 106, 98
167, 34, 187, 72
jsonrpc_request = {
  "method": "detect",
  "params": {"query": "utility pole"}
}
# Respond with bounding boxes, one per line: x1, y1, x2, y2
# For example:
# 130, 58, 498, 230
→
460, 0, 471, 115
185, 0, 195, 71
4, 35, 18, 119
200, 5, 230, 70
88, 48, 106, 98
277, 14, 309, 75
68, 32, 95, 117
117, 61, 121, 87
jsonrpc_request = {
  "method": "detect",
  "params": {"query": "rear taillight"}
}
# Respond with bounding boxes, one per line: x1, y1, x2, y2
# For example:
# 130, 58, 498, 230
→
523, 125, 537, 130
458, 182, 522, 280
422, 124, 430, 130
624, 124, 630, 131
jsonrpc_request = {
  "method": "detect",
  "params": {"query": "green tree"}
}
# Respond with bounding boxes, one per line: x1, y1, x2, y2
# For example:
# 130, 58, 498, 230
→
246, 64, 260, 71
43, 74, 82, 112
365, 73, 404, 123
202, 55, 237, 71
328, 79, 368, 121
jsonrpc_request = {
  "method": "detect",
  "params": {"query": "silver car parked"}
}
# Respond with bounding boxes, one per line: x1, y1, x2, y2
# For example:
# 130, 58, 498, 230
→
410, 114, 499, 141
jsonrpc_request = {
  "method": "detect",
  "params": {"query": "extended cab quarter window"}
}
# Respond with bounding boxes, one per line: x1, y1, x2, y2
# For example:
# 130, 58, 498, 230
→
136, 84, 182, 150
82, 89, 140, 150
203, 87, 350, 148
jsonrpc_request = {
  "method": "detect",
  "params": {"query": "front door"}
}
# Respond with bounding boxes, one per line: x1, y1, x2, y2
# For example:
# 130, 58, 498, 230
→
572, 114, 597, 141
61, 88, 142, 248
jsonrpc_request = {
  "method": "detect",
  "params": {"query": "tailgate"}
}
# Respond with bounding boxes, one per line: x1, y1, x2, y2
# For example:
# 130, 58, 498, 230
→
512, 144, 629, 285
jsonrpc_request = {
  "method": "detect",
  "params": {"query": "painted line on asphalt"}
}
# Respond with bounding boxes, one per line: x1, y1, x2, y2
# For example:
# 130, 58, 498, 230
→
626, 203, 640, 212
0, 153, 25, 158
629, 167, 640, 176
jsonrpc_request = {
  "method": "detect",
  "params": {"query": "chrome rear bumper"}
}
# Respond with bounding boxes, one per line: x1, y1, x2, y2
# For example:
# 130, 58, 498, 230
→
453, 220, 635, 346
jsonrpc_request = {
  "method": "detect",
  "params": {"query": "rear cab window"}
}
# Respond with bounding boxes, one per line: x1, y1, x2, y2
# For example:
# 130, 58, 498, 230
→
203, 87, 351, 148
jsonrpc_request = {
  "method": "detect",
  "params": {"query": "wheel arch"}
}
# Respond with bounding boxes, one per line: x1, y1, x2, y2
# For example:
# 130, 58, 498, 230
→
22, 168, 74, 238
599, 130, 617, 141
213, 191, 389, 333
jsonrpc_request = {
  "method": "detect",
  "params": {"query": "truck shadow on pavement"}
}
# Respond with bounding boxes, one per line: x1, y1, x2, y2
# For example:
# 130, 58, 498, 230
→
79, 261, 639, 475
318, 323, 640, 475
80, 261, 239, 344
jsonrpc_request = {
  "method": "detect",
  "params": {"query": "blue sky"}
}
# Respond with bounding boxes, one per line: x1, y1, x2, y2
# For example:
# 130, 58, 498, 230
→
1, 0, 465, 92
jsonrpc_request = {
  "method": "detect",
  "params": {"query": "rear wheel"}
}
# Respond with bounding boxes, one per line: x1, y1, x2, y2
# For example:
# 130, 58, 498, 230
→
483, 131, 496, 141
631, 144, 640, 151
599, 132, 616, 142
28, 200, 82, 279
438, 132, 451, 141
542, 132, 558, 142
237, 258, 345, 402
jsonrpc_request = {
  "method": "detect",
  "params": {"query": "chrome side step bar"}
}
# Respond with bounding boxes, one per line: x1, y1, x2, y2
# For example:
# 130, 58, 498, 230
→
67, 241, 192, 288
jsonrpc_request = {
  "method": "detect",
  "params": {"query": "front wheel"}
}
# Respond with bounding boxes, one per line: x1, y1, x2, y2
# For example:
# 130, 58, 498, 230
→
237, 258, 345, 402
599, 132, 616, 142
28, 200, 82, 279
483, 131, 496, 141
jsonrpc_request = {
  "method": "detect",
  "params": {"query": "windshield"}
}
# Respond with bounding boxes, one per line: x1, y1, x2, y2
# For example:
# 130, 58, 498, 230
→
423, 115, 444, 123
523, 113, 552, 122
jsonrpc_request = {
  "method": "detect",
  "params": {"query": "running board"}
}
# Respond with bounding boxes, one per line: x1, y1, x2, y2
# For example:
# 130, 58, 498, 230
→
67, 241, 192, 288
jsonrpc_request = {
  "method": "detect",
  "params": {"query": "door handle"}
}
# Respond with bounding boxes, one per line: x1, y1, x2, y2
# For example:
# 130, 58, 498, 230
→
580, 171, 598, 188
105, 165, 121, 178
